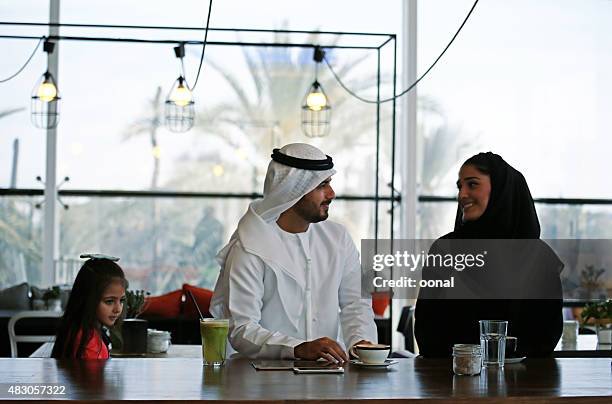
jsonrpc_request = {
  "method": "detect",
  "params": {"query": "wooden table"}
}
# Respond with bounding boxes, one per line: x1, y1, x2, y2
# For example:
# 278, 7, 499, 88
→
554, 335, 611, 358
30, 342, 202, 358
0, 357, 610, 402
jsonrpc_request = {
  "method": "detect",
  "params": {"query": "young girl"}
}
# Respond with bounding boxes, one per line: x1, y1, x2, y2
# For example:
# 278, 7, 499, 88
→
52, 254, 127, 359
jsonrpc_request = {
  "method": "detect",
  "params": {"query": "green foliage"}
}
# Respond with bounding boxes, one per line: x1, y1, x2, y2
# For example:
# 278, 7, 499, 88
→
125, 289, 149, 319
581, 299, 612, 323
580, 265, 606, 291
43, 286, 61, 300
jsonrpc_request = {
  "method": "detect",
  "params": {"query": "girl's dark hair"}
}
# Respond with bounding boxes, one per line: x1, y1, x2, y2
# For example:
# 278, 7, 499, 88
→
51, 258, 127, 358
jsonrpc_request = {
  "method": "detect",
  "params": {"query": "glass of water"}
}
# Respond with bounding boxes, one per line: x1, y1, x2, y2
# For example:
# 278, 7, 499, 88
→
479, 320, 508, 367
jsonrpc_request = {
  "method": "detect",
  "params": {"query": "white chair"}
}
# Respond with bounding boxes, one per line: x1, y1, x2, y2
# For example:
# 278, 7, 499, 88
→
8, 310, 62, 358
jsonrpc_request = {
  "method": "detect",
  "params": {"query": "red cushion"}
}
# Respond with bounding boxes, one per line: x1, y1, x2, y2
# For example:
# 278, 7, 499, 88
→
182, 284, 213, 319
141, 289, 183, 318
371, 291, 390, 317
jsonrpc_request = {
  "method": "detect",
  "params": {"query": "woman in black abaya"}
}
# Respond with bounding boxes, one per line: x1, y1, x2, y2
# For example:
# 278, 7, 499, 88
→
415, 152, 563, 358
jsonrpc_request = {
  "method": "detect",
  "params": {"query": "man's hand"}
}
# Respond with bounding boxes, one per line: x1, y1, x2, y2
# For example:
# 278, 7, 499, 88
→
294, 337, 349, 363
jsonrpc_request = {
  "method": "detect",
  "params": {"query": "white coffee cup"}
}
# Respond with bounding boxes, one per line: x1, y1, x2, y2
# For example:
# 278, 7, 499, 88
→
351, 344, 390, 364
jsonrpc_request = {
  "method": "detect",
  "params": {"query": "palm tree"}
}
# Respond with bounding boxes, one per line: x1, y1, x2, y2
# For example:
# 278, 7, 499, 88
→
122, 87, 164, 287
0, 106, 41, 287
175, 32, 398, 246
123, 87, 163, 189
0, 209, 41, 287
0, 107, 25, 120
188, 32, 390, 189
417, 96, 481, 238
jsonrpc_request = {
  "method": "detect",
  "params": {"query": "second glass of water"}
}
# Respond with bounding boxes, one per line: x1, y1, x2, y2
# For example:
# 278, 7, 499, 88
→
479, 320, 508, 367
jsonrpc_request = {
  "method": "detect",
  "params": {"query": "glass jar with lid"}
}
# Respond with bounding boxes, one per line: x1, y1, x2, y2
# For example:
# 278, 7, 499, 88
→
147, 329, 171, 353
452, 344, 482, 376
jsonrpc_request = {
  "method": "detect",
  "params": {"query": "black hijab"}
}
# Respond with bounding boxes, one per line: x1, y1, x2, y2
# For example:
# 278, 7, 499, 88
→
450, 152, 540, 239
416, 152, 563, 358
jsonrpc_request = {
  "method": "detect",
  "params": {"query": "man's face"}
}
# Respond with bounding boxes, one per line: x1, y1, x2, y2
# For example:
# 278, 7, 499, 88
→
293, 177, 336, 223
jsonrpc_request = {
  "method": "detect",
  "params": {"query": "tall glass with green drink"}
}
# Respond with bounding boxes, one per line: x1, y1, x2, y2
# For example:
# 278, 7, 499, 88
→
200, 319, 229, 366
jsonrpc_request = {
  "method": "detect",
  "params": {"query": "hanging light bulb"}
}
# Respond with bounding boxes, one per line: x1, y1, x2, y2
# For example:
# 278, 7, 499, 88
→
169, 76, 192, 107
31, 40, 61, 129
164, 43, 195, 133
305, 81, 328, 111
301, 46, 331, 137
36, 72, 58, 102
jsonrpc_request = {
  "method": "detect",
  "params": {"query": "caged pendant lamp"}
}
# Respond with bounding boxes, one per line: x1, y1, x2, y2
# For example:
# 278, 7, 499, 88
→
164, 43, 195, 133
31, 40, 60, 129
301, 46, 331, 138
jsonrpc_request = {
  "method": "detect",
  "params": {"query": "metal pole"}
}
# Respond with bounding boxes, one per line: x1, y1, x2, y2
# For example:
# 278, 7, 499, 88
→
390, 35, 397, 242
42, 0, 60, 287
0, 21, 394, 38
374, 48, 381, 246
10, 139, 19, 188
387, 35, 398, 349
403, 2, 418, 242
393, 0, 419, 353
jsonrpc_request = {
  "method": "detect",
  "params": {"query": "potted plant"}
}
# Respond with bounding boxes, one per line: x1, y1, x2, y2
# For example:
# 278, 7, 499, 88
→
43, 286, 62, 312
579, 265, 606, 300
581, 299, 612, 345
110, 289, 150, 355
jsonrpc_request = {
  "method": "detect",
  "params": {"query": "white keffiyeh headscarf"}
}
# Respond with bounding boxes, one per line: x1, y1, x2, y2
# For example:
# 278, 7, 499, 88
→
211, 143, 336, 324
251, 143, 336, 223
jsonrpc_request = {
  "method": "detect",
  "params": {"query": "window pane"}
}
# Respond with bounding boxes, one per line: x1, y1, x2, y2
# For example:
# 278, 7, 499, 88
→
55, 43, 394, 195
538, 204, 612, 239
417, 201, 457, 239
59, 196, 388, 294
0, 195, 43, 288
0, 1, 49, 188
59, 196, 248, 294
418, 201, 612, 239
418, 0, 612, 198
42, 0, 402, 193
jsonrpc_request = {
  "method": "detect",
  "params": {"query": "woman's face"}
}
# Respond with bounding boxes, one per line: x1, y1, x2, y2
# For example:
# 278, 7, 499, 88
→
457, 164, 491, 222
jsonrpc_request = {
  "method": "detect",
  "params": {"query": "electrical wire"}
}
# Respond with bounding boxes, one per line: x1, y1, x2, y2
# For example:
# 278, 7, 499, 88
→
323, 0, 480, 104
189, 0, 213, 91
180, 56, 186, 79
0, 37, 43, 83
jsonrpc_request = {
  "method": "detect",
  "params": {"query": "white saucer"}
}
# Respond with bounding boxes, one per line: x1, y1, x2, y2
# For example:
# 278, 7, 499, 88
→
350, 359, 398, 368
504, 356, 526, 364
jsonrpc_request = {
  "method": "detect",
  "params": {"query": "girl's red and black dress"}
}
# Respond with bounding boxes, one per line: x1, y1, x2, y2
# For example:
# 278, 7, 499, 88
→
73, 328, 109, 359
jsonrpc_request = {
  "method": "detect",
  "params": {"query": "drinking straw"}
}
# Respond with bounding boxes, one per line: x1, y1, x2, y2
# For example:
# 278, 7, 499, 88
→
187, 290, 205, 321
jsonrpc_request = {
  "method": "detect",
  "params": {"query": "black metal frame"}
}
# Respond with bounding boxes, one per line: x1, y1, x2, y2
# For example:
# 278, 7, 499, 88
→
0, 188, 400, 202
0, 21, 399, 233
418, 195, 612, 206
1, 22, 399, 340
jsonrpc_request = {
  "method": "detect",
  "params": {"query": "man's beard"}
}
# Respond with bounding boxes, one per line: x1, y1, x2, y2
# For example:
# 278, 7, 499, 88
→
295, 201, 331, 223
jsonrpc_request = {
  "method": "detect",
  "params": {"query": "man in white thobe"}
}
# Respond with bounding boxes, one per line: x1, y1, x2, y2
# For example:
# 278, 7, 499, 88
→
210, 143, 377, 361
